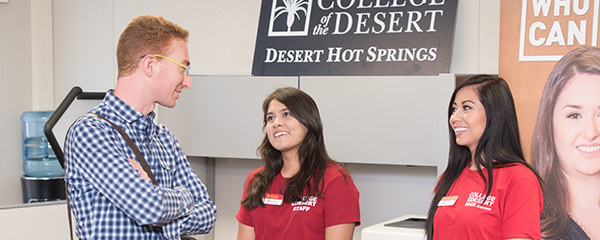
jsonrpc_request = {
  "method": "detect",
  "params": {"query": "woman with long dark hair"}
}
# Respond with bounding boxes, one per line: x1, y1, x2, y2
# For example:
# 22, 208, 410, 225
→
236, 87, 360, 240
425, 75, 543, 240
532, 46, 600, 240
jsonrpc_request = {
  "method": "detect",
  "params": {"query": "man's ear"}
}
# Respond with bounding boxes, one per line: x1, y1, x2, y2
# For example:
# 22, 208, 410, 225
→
141, 55, 157, 77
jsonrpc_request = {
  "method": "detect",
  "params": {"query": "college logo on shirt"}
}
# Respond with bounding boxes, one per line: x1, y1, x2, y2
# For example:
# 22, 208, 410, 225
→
465, 192, 496, 211
291, 196, 317, 212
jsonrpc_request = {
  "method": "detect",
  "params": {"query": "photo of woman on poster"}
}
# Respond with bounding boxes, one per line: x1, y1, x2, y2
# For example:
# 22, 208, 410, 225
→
532, 46, 600, 240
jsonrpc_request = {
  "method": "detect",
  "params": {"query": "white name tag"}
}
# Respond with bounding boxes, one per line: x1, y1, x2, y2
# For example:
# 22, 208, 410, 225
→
262, 193, 283, 206
438, 196, 458, 206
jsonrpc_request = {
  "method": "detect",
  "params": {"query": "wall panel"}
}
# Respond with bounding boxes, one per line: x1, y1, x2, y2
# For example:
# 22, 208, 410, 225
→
160, 75, 297, 159
300, 75, 454, 167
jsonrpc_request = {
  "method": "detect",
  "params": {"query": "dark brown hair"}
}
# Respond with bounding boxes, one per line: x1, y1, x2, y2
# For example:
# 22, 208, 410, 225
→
241, 87, 346, 209
531, 46, 600, 240
116, 15, 189, 78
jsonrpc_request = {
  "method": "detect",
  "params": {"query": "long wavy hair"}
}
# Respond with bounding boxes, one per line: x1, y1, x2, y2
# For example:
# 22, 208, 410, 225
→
531, 46, 600, 240
241, 87, 345, 209
425, 74, 542, 239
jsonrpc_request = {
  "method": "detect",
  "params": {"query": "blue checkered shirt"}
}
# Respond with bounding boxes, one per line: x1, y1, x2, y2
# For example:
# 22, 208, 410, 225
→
65, 90, 216, 239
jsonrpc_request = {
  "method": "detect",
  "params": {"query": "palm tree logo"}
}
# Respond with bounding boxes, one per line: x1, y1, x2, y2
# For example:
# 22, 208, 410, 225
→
273, 0, 309, 32
268, 0, 313, 37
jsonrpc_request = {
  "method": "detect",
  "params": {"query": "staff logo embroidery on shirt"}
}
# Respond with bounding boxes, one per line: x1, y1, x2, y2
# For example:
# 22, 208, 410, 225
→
465, 192, 496, 211
291, 196, 317, 212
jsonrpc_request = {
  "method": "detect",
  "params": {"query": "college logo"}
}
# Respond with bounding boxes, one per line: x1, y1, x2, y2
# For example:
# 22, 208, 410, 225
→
291, 196, 317, 212
465, 192, 496, 211
268, 0, 313, 37
253, 0, 458, 76
519, 0, 600, 61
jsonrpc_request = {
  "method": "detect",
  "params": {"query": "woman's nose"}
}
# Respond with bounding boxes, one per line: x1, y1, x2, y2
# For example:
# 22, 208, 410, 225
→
582, 117, 600, 140
272, 116, 282, 126
450, 111, 461, 123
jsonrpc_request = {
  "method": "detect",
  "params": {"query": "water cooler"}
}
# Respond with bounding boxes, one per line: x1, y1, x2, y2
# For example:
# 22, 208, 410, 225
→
20, 111, 66, 203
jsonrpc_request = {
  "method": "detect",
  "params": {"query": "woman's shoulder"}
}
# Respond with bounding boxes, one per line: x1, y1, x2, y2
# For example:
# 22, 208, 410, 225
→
496, 162, 539, 181
247, 166, 266, 178
322, 161, 354, 185
325, 161, 349, 175
499, 162, 533, 171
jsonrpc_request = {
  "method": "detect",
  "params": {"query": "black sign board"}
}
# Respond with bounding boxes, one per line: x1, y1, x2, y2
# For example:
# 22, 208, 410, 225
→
252, 0, 458, 76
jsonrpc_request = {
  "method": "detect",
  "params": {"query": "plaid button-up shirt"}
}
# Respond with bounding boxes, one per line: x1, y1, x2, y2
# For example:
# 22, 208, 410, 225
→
65, 90, 216, 239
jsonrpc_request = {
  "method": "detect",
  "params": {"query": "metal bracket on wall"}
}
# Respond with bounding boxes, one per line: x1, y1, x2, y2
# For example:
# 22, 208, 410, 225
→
44, 86, 106, 169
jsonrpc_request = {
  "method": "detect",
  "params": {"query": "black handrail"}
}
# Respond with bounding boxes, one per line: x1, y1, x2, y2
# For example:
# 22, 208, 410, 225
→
44, 87, 105, 169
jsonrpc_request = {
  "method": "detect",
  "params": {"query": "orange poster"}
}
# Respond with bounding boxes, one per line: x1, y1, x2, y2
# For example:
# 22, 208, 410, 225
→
500, 0, 599, 159
500, 1, 600, 239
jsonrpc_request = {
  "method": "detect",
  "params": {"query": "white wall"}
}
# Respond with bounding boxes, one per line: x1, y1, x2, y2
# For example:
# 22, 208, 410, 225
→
0, 0, 56, 206
451, 0, 500, 74
52, 0, 116, 100
0, 0, 500, 239
0, 0, 33, 205
52, 0, 263, 101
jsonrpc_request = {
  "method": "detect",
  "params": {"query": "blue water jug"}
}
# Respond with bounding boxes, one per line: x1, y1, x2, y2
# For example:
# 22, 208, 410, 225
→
21, 111, 65, 177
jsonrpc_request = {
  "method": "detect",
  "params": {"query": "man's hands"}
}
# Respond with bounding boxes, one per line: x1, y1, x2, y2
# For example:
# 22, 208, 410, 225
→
128, 158, 163, 229
128, 158, 151, 181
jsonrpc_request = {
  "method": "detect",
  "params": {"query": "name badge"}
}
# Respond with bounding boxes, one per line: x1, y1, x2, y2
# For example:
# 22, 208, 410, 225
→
438, 196, 458, 206
262, 193, 283, 206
